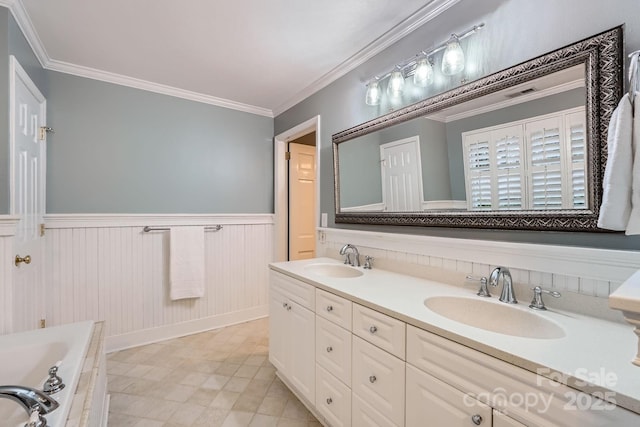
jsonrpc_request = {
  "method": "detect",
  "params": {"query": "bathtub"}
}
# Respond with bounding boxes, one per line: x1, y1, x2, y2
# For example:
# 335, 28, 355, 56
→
0, 321, 94, 427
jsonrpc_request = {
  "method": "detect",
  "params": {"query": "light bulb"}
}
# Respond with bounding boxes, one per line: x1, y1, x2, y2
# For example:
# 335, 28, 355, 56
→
413, 57, 433, 87
387, 69, 405, 98
365, 81, 381, 105
441, 36, 465, 76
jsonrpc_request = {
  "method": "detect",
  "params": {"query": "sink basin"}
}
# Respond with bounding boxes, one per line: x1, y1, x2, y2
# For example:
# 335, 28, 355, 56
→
304, 263, 364, 278
424, 296, 565, 339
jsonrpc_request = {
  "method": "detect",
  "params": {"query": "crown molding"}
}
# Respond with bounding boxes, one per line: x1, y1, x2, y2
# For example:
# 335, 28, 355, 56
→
272, 0, 463, 116
44, 58, 274, 117
3, 0, 462, 119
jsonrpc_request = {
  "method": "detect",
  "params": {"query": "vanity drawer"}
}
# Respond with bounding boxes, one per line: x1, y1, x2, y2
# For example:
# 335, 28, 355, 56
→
352, 336, 405, 426
316, 365, 351, 427
270, 270, 315, 310
352, 303, 405, 359
316, 288, 352, 329
316, 316, 351, 386
352, 388, 398, 427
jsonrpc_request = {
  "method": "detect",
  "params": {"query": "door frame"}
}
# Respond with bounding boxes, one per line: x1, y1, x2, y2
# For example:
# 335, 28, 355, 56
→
274, 116, 321, 262
9, 55, 47, 215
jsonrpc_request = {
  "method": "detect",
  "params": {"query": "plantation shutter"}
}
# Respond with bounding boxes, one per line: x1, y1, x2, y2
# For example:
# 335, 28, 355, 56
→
526, 117, 564, 210
493, 126, 524, 210
565, 111, 588, 208
464, 132, 492, 210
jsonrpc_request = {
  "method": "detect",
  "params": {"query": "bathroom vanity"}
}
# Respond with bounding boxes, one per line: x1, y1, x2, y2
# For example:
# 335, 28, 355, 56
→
269, 258, 640, 427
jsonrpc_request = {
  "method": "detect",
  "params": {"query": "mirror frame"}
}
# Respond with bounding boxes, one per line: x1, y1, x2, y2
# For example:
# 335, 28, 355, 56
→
333, 27, 623, 231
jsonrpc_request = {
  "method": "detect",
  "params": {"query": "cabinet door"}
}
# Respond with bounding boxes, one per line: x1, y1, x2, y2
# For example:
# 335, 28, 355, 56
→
316, 316, 352, 386
289, 300, 316, 403
316, 365, 351, 427
406, 364, 492, 427
493, 410, 527, 427
268, 288, 289, 373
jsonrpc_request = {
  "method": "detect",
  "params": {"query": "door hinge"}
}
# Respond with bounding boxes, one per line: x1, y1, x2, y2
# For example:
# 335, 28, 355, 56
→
40, 223, 45, 237
285, 151, 291, 160
40, 319, 46, 328
39, 126, 54, 141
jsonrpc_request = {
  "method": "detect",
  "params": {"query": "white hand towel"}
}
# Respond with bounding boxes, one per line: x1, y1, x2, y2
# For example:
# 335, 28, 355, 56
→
170, 226, 205, 300
625, 94, 640, 234
598, 94, 633, 230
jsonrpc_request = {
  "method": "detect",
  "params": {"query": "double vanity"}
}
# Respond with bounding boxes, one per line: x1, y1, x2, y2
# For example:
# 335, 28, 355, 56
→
269, 256, 640, 426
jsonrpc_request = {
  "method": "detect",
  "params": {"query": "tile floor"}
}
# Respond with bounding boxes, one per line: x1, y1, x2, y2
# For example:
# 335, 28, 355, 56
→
107, 318, 322, 426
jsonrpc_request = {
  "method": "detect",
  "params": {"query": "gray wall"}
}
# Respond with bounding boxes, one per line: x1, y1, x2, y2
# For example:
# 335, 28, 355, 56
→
274, 0, 640, 250
45, 72, 274, 213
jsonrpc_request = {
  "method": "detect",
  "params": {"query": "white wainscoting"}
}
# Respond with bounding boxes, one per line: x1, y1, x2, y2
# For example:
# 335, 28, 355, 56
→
44, 214, 274, 351
0, 216, 19, 335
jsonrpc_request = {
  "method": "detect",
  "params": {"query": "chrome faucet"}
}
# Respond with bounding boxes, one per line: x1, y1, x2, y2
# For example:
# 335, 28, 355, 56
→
0, 385, 59, 425
489, 267, 517, 304
339, 244, 361, 267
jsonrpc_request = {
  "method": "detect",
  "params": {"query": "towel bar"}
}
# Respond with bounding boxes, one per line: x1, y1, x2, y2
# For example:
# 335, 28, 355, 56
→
143, 225, 223, 232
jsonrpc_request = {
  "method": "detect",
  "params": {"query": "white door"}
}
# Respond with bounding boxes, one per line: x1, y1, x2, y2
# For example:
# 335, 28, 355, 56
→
10, 56, 47, 332
380, 136, 423, 212
288, 142, 316, 260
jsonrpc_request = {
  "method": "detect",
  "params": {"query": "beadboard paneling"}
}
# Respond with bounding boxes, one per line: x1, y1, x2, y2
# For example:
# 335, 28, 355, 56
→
44, 217, 273, 345
0, 234, 14, 335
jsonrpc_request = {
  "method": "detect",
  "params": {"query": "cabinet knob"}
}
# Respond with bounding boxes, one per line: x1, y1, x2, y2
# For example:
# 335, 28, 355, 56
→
326, 346, 333, 353
471, 414, 483, 425
326, 305, 333, 312
369, 375, 377, 383
369, 325, 377, 334
326, 397, 332, 405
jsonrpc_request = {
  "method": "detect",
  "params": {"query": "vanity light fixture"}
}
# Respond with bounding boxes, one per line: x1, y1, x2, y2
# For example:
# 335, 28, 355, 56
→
363, 22, 484, 105
387, 67, 405, 98
413, 56, 434, 87
441, 35, 465, 75
365, 79, 381, 105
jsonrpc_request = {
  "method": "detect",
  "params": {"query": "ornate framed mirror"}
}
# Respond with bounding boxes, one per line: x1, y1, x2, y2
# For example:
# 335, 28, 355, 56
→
333, 27, 623, 231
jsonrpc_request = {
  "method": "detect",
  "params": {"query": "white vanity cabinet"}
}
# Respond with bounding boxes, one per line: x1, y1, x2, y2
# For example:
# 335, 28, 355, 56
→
269, 271, 315, 403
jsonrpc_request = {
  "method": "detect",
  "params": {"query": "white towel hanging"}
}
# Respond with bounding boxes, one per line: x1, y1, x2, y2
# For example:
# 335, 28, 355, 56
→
169, 226, 205, 300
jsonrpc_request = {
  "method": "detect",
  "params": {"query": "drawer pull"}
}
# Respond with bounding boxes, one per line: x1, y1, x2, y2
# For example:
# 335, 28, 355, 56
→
326, 397, 333, 405
369, 375, 377, 383
326, 305, 334, 312
326, 346, 333, 353
369, 325, 378, 334
471, 415, 483, 425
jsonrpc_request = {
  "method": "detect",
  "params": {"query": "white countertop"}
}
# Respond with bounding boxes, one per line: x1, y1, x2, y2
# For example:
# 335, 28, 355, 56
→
270, 257, 640, 414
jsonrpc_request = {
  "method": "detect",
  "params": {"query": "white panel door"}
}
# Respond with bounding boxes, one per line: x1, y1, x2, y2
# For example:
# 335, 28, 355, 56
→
10, 56, 46, 332
288, 143, 316, 260
380, 136, 423, 212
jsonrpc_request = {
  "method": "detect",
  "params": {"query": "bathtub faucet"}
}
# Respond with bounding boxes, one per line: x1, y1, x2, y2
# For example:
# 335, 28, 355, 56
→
0, 385, 59, 425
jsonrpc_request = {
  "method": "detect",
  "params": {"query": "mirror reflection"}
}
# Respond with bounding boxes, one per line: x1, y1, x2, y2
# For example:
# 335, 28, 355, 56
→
338, 65, 586, 213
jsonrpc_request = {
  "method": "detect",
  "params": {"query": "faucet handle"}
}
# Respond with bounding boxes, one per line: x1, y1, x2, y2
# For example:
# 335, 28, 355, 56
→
25, 407, 47, 427
465, 275, 491, 297
529, 286, 561, 310
364, 256, 374, 270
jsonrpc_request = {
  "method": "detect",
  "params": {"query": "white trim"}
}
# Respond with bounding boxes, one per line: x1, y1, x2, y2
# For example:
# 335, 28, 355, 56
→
0, 215, 20, 236
44, 213, 275, 229
422, 200, 467, 210
274, 116, 321, 262
272, 0, 463, 116
1, 0, 461, 118
341, 202, 385, 212
105, 305, 268, 352
319, 227, 640, 284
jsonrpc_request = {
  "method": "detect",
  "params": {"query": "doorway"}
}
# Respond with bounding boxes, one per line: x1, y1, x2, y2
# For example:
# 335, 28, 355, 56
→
274, 116, 320, 262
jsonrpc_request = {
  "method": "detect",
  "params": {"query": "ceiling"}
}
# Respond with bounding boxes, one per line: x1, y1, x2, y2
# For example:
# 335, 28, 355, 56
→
12, 0, 461, 117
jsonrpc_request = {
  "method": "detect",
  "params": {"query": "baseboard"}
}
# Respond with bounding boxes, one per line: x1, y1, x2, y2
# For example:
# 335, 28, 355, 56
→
105, 305, 269, 352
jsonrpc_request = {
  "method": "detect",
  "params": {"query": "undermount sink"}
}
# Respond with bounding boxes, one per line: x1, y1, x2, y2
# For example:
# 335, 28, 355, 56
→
304, 263, 364, 278
424, 296, 565, 339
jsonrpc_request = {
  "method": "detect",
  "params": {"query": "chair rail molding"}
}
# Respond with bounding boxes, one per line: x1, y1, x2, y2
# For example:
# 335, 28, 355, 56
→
44, 213, 274, 229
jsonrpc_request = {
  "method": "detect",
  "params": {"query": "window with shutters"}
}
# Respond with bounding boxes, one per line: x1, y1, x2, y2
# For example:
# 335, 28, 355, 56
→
462, 107, 586, 211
